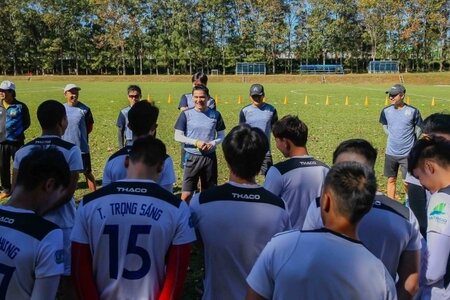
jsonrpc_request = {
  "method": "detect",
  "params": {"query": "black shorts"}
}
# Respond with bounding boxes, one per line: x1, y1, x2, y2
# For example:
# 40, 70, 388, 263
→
82, 152, 92, 173
384, 154, 408, 179
182, 152, 217, 193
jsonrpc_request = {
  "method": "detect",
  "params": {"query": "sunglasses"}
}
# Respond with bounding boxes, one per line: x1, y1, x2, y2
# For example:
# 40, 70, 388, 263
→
389, 93, 399, 98
128, 94, 140, 99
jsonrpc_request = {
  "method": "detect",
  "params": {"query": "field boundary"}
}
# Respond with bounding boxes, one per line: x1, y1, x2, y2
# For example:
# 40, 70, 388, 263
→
1, 72, 450, 85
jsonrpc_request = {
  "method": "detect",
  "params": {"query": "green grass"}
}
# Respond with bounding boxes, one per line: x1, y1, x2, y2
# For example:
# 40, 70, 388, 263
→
2, 75, 449, 299
8, 77, 449, 199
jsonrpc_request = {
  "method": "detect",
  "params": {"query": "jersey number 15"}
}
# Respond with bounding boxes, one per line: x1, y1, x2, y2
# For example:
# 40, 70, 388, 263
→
103, 224, 152, 280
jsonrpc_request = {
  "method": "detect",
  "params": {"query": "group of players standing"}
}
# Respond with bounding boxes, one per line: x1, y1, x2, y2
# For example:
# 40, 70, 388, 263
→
0, 75, 449, 300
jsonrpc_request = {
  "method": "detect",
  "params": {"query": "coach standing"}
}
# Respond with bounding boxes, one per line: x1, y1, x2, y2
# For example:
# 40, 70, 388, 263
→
379, 84, 422, 201
62, 83, 97, 192
0, 80, 30, 199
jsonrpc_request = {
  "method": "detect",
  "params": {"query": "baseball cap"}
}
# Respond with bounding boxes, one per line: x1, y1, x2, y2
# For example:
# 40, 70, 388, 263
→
250, 84, 264, 96
385, 84, 406, 95
0, 80, 16, 91
64, 83, 81, 93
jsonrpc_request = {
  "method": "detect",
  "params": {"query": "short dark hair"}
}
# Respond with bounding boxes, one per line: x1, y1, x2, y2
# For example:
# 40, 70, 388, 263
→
272, 115, 308, 147
222, 124, 269, 179
129, 135, 166, 168
37, 100, 66, 130
192, 72, 208, 85
422, 112, 450, 135
128, 100, 159, 136
408, 136, 450, 174
333, 139, 378, 169
324, 161, 376, 224
127, 85, 142, 96
16, 148, 70, 191
192, 84, 209, 97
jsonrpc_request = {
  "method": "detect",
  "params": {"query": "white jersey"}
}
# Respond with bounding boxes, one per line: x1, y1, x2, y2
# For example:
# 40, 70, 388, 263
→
102, 145, 176, 192
71, 179, 196, 300
303, 192, 421, 278
0, 206, 64, 300
422, 186, 450, 299
264, 156, 329, 229
247, 229, 396, 300
190, 181, 291, 300
13, 135, 83, 275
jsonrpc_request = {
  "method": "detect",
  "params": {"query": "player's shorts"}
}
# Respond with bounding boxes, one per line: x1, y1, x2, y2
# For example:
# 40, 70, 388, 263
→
260, 152, 273, 176
384, 154, 408, 179
182, 152, 217, 192
82, 152, 92, 173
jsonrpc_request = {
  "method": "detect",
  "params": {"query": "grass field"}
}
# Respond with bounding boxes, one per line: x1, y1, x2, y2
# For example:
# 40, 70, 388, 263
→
1, 74, 449, 299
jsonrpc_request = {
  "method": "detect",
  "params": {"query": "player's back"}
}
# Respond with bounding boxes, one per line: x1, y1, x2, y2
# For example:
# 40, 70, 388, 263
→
190, 182, 290, 300
102, 146, 175, 192
358, 193, 421, 278
303, 192, 421, 278
265, 156, 329, 229
0, 206, 64, 300
71, 180, 195, 299
248, 229, 395, 300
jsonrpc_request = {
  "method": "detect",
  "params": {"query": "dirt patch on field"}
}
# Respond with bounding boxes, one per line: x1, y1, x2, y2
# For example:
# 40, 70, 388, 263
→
2, 72, 449, 85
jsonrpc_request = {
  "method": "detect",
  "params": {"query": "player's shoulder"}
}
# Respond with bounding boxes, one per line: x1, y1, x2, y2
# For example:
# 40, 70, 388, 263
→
274, 157, 329, 175
107, 146, 131, 162
372, 194, 410, 220
82, 181, 182, 208
262, 102, 276, 110
438, 186, 450, 196
29, 136, 78, 151
199, 183, 286, 209
0, 208, 60, 241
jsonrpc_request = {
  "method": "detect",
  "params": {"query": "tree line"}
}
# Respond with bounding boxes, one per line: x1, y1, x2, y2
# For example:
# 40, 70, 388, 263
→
0, 0, 448, 76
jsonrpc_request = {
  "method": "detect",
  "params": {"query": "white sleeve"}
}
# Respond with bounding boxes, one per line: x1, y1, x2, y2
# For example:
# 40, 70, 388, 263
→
31, 276, 60, 300
102, 160, 112, 186
302, 200, 323, 230
264, 167, 283, 197
36, 229, 64, 278
210, 130, 225, 146
172, 201, 196, 245
157, 156, 176, 192
246, 238, 276, 299
69, 146, 84, 172
70, 204, 89, 244
406, 208, 422, 251
425, 231, 450, 285
174, 129, 197, 145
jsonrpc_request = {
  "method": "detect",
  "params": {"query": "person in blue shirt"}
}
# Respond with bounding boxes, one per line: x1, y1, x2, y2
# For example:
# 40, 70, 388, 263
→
379, 84, 422, 200
116, 85, 141, 148
62, 83, 97, 192
239, 84, 278, 176
174, 84, 225, 202
0, 80, 30, 199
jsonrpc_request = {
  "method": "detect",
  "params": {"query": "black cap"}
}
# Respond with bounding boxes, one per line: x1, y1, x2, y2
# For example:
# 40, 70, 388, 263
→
250, 84, 264, 96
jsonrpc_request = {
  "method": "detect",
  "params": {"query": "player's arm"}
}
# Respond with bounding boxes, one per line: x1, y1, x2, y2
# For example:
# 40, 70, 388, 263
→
72, 241, 100, 300
174, 129, 200, 146
246, 287, 268, 300
116, 111, 126, 148
178, 94, 188, 111
396, 250, 420, 300
31, 276, 61, 300
425, 231, 450, 285
159, 243, 192, 300
22, 103, 31, 131
86, 109, 94, 134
